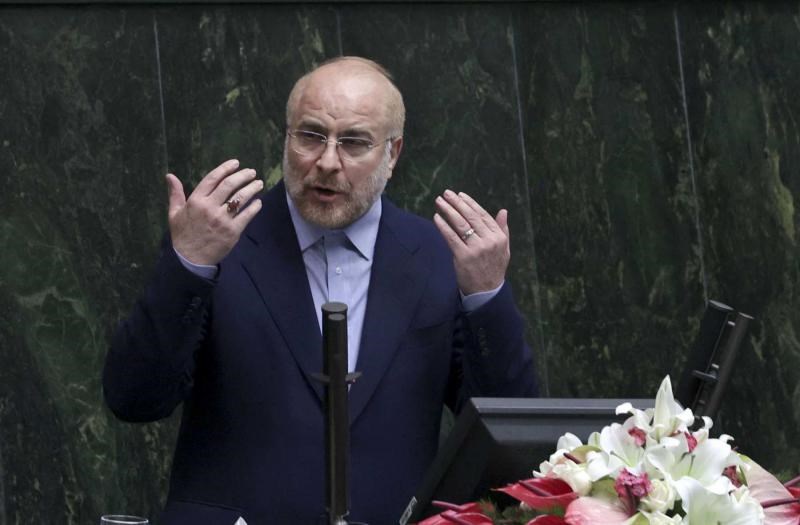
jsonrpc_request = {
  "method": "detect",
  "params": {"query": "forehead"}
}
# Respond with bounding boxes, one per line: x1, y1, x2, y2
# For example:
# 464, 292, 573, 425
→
291, 66, 390, 131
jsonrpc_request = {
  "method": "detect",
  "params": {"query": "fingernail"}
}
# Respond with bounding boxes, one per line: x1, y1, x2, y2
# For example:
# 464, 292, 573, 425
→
444, 189, 455, 197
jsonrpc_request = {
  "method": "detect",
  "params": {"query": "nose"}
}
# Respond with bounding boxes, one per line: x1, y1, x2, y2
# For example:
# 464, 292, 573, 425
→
316, 139, 343, 173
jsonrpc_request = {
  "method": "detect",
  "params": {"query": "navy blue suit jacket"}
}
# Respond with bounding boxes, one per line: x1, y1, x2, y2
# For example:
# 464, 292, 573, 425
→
104, 181, 537, 524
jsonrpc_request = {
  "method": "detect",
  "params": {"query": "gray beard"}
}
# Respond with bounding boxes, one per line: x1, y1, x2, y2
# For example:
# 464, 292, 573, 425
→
283, 149, 390, 229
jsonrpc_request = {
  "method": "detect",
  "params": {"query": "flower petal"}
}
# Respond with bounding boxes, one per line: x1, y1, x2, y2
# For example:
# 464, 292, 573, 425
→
496, 477, 578, 512
745, 458, 800, 525
563, 496, 632, 525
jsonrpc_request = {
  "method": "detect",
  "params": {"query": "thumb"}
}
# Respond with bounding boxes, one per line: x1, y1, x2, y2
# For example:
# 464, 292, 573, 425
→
496, 208, 510, 240
165, 173, 186, 217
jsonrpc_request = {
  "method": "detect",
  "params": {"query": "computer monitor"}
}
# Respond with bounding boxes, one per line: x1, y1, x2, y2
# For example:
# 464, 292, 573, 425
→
399, 396, 654, 524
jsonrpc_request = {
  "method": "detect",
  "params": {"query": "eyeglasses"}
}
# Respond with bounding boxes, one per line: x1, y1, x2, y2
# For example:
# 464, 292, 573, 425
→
287, 129, 393, 161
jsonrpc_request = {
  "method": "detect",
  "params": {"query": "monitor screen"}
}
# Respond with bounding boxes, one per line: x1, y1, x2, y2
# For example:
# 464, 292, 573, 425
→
400, 396, 654, 524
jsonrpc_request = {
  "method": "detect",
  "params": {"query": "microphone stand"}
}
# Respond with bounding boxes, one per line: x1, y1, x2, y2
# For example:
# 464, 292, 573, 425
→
314, 302, 362, 525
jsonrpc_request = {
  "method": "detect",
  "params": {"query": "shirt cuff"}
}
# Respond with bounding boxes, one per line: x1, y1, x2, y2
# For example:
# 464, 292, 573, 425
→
460, 281, 504, 312
174, 248, 218, 280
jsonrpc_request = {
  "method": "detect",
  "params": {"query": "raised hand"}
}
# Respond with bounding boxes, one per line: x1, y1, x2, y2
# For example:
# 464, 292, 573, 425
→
166, 159, 264, 266
433, 189, 510, 296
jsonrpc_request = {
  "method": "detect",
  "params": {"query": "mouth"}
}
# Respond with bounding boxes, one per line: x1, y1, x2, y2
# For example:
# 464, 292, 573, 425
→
310, 185, 343, 203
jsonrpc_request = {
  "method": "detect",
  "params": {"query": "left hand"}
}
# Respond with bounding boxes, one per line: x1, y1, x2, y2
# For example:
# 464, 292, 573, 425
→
433, 189, 510, 295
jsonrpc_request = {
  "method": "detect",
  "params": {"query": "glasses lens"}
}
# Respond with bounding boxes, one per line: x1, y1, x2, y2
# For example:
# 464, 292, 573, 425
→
338, 137, 374, 159
291, 130, 326, 156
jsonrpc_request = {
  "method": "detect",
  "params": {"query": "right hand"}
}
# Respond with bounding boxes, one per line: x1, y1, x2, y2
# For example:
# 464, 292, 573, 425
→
166, 159, 264, 266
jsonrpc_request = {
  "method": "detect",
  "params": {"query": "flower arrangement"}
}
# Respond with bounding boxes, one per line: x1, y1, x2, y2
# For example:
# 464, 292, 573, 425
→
419, 376, 800, 525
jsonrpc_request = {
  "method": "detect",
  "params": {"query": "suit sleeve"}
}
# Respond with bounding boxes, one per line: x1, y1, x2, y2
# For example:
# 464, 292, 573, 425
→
447, 281, 539, 411
103, 240, 215, 422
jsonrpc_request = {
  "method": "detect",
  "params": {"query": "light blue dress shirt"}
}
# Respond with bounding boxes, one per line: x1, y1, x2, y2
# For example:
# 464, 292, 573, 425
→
175, 192, 502, 373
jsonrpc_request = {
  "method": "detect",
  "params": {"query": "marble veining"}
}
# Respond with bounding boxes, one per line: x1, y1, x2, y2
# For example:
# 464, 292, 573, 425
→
1, 3, 799, 522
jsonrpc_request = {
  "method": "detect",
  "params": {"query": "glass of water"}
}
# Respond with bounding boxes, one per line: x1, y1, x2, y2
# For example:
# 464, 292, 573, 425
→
100, 516, 148, 524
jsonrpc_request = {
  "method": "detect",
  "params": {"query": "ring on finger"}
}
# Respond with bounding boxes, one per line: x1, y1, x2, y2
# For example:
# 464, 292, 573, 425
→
225, 196, 242, 215
461, 228, 476, 241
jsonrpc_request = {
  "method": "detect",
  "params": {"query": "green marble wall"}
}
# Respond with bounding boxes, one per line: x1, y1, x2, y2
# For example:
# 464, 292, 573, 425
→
1, 2, 798, 523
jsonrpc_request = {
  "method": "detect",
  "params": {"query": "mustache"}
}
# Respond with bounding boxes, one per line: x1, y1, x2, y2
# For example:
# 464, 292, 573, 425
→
303, 174, 351, 193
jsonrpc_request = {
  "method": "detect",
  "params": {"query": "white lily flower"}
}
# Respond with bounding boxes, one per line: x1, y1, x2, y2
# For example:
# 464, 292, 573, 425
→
679, 438, 740, 494
598, 423, 646, 469
674, 477, 764, 524
548, 460, 594, 496
651, 376, 694, 441
537, 432, 587, 478
557, 432, 584, 452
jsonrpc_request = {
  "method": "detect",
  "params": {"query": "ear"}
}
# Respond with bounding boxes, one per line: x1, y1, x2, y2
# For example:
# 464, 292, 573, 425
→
386, 136, 404, 174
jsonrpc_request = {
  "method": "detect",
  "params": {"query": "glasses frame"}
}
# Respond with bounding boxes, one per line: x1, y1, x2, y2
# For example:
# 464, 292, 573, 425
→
287, 129, 395, 161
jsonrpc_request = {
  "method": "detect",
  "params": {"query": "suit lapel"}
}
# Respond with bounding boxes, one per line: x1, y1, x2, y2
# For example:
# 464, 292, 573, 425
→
349, 198, 430, 424
235, 186, 432, 417
238, 182, 324, 403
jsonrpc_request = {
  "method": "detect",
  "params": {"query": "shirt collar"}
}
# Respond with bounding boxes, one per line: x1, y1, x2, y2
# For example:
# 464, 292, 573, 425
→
286, 192, 382, 261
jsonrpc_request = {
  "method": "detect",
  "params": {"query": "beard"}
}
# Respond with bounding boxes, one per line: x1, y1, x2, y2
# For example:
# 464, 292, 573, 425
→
283, 148, 391, 229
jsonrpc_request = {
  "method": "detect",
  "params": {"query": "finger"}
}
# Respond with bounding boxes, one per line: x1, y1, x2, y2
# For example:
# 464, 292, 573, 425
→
496, 209, 510, 241
165, 173, 186, 218
195, 159, 241, 196
433, 212, 467, 256
209, 168, 258, 205
231, 197, 263, 229
435, 195, 473, 239
224, 178, 264, 214
441, 190, 490, 235
458, 191, 500, 233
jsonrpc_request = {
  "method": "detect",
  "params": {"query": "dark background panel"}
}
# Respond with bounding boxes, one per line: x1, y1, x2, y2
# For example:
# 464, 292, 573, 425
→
678, 2, 800, 478
0, 6, 172, 522
516, 3, 705, 400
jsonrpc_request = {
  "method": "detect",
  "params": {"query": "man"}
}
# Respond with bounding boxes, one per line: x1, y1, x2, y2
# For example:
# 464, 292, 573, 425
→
104, 57, 537, 524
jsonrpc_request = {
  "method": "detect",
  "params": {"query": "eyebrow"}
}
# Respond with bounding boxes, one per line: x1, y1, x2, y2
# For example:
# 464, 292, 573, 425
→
340, 127, 374, 139
296, 119, 326, 133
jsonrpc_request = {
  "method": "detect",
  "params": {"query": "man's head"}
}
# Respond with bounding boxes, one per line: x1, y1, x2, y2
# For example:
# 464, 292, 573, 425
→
282, 57, 405, 229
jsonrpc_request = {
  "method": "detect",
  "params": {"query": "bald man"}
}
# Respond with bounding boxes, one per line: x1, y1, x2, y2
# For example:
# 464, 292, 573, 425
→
104, 57, 537, 525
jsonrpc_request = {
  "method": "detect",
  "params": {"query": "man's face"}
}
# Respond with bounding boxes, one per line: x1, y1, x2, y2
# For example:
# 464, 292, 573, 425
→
283, 65, 402, 229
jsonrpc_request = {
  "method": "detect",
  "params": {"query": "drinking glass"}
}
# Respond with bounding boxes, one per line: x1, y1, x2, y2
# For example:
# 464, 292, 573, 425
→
100, 515, 149, 524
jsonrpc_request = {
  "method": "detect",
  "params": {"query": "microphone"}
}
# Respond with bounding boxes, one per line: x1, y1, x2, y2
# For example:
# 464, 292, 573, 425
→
314, 302, 362, 525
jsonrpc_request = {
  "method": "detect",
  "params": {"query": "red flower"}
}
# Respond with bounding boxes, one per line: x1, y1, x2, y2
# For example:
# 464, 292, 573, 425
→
495, 477, 578, 513
416, 502, 493, 525
743, 460, 800, 525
